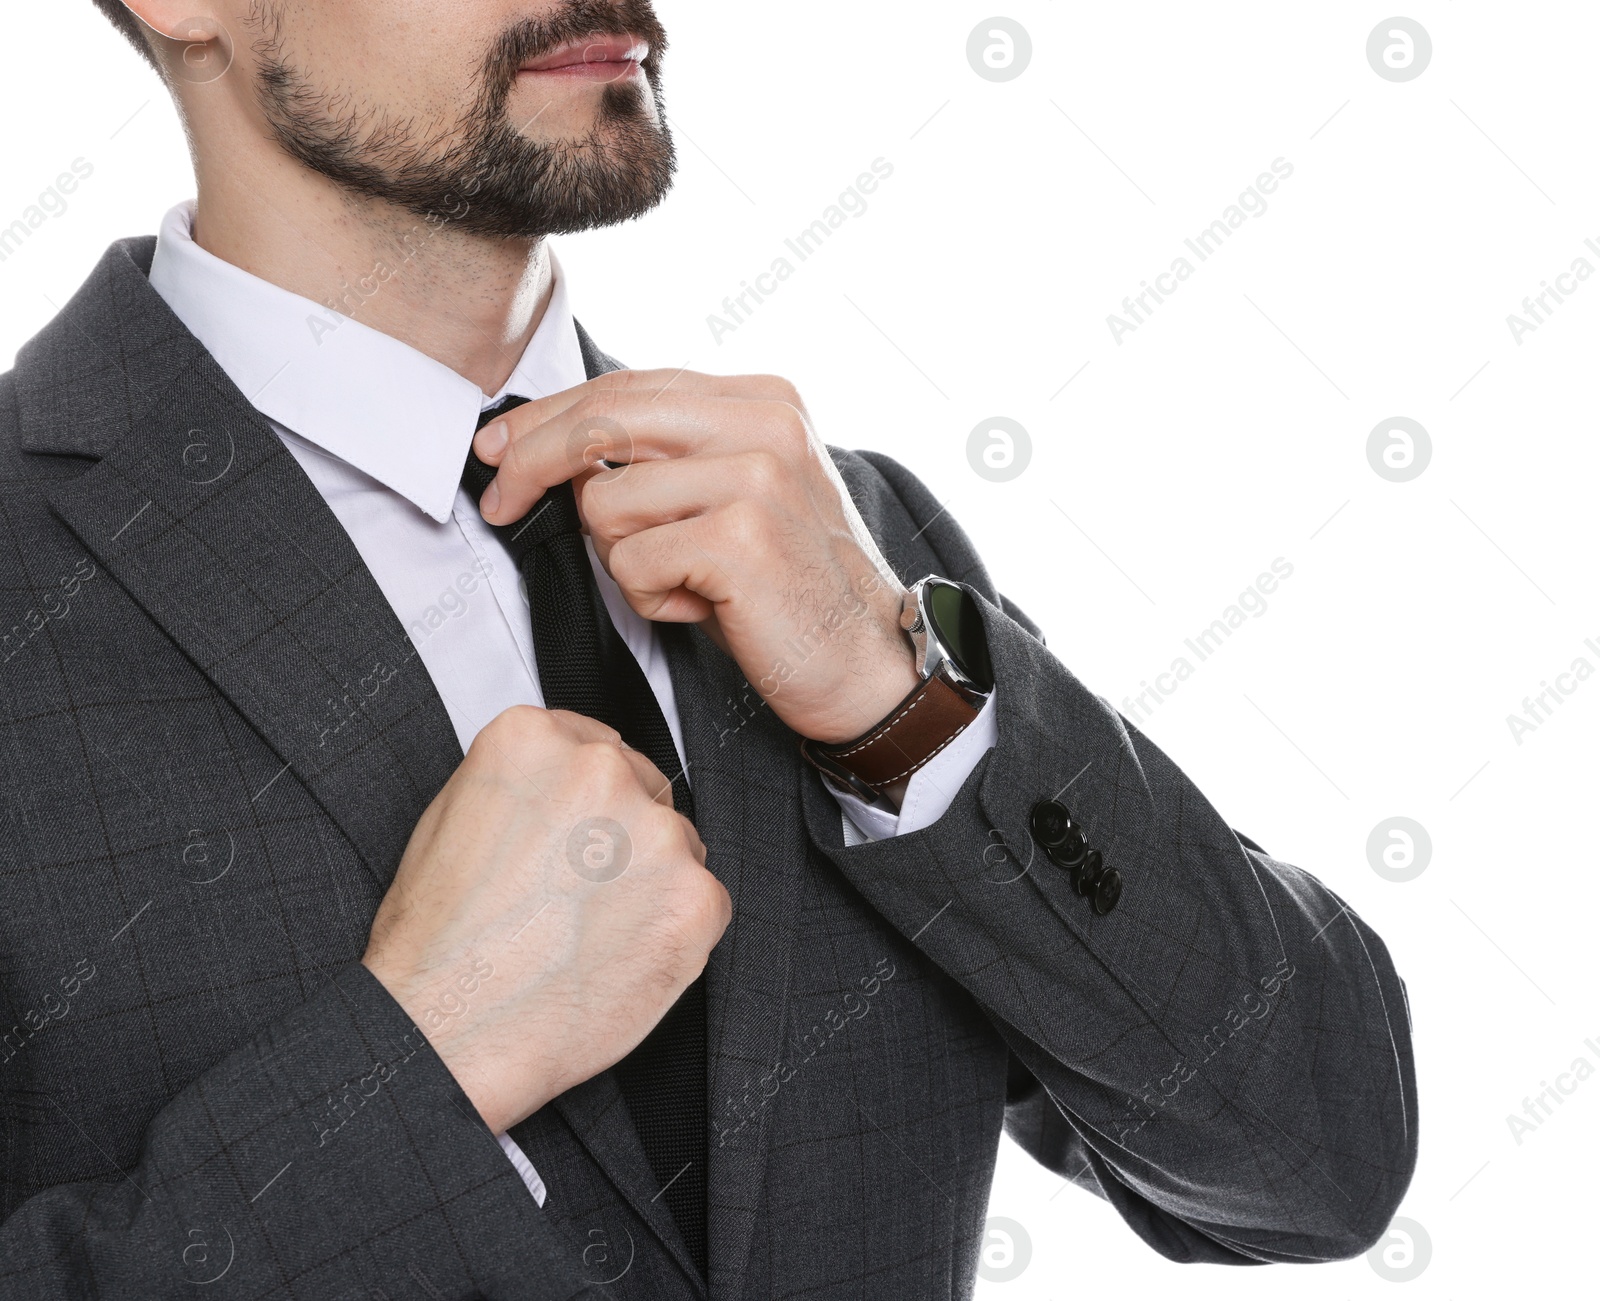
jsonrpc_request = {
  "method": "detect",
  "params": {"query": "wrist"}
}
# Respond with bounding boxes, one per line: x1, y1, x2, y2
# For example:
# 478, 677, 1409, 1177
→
799, 576, 994, 804
794, 580, 920, 746
809, 651, 922, 747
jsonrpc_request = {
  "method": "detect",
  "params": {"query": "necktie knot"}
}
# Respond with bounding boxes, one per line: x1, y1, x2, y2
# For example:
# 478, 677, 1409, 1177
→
475, 394, 530, 433
462, 395, 582, 555
503, 478, 584, 553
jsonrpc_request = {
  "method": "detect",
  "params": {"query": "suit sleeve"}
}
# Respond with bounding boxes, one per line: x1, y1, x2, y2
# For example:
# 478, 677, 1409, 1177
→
805, 449, 1418, 1264
0, 961, 592, 1299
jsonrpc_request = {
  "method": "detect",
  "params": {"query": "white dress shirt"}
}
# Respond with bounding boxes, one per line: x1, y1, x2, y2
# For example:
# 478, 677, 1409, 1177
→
146, 198, 996, 1208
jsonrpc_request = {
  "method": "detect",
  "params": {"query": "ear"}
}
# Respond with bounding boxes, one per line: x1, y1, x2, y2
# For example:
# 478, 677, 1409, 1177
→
117, 1, 235, 85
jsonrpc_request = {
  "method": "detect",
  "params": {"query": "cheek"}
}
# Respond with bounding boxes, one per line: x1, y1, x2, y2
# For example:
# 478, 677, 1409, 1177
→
317, 2, 487, 126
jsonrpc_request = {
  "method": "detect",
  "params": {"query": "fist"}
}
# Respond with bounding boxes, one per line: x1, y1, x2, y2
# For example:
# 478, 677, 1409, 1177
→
363, 705, 730, 1134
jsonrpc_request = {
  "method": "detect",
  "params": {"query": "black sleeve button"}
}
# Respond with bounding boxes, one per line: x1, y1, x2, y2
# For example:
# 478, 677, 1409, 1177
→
1092, 868, 1122, 915
1032, 799, 1120, 908
1072, 848, 1103, 896
1047, 834, 1088, 871
1029, 799, 1076, 850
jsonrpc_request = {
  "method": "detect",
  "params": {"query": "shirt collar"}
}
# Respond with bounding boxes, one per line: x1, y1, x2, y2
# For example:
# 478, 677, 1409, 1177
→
146, 199, 588, 523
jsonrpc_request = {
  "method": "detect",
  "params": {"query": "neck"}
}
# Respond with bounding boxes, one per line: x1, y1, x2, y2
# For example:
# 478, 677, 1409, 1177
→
189, 147, 553, 396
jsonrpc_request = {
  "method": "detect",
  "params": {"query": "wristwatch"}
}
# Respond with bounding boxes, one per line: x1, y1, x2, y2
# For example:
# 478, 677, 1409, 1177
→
801, 575, 994, 804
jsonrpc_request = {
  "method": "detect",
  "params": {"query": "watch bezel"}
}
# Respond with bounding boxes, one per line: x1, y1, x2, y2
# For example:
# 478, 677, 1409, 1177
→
903, 575, 994, 700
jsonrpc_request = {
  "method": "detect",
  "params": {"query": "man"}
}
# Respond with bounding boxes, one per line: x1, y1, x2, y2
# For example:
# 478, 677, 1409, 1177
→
0, 0, 1417, 1296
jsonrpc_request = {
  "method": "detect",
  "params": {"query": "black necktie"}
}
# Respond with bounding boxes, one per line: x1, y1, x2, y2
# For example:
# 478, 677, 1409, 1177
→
463, 396, 708, 1277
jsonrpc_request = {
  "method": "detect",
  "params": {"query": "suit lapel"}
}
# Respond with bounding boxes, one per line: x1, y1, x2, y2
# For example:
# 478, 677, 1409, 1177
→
24, 239, 460, 888
665, 625, 807, 1299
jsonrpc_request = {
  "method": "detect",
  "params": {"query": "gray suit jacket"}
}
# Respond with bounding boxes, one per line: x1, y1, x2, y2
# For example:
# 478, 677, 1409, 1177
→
0, 236, 1417, 1299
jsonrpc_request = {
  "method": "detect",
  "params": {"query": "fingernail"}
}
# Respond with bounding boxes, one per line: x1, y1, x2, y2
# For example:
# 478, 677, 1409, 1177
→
476, 420, 509, 457
481, 480, 500, 517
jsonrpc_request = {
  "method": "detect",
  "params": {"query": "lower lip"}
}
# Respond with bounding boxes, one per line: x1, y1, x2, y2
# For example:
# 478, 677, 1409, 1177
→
518, 59, 644, 82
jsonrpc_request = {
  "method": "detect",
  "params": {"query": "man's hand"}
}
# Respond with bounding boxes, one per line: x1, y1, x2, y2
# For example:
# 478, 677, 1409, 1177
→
362, 705, 729, 1136
470, 370, 920, 746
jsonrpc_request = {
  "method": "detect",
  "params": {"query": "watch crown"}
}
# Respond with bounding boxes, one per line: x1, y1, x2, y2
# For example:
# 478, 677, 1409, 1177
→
899, 603, 922, 634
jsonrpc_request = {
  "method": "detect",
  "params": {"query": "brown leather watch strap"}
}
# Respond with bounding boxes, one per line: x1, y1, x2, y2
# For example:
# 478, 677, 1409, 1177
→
803, 674, 979, 801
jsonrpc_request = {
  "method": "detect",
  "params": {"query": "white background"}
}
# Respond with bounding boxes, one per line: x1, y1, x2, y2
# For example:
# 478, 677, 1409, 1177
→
3, 2, 1596, 1296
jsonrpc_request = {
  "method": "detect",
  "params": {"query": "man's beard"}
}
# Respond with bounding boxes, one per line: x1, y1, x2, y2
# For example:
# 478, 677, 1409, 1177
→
250, 0, 676, 238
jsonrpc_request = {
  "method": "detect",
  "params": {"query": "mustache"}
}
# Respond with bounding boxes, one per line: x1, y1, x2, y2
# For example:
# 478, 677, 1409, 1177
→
483, 0, 669, 86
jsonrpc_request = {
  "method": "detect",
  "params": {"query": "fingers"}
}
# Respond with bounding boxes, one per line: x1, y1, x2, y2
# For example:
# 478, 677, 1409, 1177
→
543, 708, 683, 810
537, 706, 623, 747
473, 387, 810, 525
577, 451, 790, 560
683, 819, 707, 866
479, 706, 681, 806
476, 369, 798, 454
557, 715, 703, 873
606, 504, 774, 622
618, 744, 679, 809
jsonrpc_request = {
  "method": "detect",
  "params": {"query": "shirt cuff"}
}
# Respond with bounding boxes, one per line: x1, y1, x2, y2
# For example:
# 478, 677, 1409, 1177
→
497, 1132, 548, 1207
834, 690, 999, 845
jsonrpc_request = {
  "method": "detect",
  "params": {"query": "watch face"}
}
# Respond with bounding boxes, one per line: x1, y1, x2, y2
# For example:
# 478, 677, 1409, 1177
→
927, 580, 994, 693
